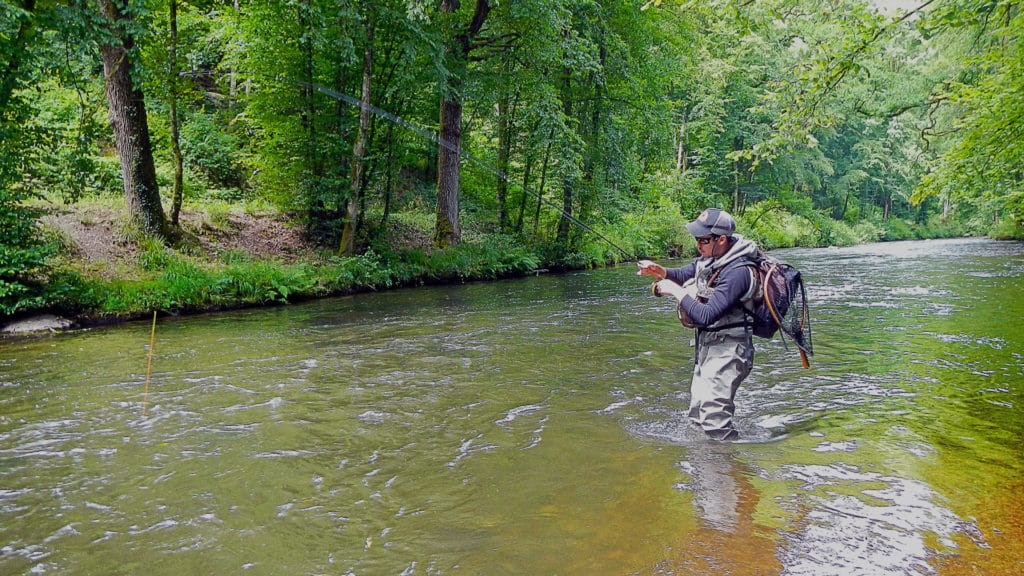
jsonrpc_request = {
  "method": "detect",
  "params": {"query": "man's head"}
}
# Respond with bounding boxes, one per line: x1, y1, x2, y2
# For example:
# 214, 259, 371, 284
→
686, 208, 736, 258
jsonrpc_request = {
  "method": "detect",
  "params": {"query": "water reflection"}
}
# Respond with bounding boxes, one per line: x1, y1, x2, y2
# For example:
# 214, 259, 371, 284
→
678, 443, 742, 532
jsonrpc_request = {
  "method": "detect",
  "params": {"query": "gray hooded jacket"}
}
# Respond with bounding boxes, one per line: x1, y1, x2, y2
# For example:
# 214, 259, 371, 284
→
668, 234, 759, 331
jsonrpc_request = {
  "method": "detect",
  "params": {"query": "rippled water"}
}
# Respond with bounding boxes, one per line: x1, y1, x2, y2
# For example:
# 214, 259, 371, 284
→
1, 238, 1022, 575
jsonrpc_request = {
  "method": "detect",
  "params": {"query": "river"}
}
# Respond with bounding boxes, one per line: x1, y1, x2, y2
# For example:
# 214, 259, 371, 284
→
1, 237, 1022, 575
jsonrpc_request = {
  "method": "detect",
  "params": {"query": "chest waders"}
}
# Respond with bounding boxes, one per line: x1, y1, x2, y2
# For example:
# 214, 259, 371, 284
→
687, 260, 757, 441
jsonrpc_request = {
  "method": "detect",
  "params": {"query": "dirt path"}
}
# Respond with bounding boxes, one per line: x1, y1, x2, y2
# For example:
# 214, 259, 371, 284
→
41, 203, 320, 272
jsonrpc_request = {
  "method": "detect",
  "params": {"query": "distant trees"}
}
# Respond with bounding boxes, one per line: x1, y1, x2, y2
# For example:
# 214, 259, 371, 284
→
1, 0, 1021, 303
911, 1, 1024, 232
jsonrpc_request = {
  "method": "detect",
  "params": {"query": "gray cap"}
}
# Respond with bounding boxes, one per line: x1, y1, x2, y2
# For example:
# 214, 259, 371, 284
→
686, 208, 736, 237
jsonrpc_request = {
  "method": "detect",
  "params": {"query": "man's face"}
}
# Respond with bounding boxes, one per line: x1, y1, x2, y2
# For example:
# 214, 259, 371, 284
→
695, 234, 726, 258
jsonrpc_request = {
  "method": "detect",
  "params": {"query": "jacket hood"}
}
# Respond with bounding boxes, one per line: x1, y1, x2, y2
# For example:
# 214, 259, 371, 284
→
703, 234, 758, 272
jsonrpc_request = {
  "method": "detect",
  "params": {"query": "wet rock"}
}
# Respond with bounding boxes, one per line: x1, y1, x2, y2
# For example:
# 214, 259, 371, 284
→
1, 315, 76, 334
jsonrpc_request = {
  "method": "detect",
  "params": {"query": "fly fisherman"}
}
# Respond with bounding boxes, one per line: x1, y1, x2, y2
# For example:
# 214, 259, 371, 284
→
637, 208, 759, 441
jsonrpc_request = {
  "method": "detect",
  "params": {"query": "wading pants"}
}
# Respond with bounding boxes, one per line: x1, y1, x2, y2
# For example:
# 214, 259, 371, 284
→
688, 327, 753, 441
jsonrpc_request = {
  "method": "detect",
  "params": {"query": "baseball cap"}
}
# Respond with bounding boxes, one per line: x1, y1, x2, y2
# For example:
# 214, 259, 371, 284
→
685, 208, 736, 237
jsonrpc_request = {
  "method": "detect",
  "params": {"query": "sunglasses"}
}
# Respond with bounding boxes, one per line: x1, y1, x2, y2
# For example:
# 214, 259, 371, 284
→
696, 235, 718, 245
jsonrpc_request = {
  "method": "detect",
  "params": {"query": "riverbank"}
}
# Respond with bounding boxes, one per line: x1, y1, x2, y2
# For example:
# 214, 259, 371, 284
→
2, 196, 1002, 335
3, 199, 558, 333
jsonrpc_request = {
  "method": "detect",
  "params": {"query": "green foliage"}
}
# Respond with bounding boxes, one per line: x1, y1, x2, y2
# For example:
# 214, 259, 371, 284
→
738, 200, 816, 249
319, 251, 395, 292
179, 113, 245, 189
989, 218, 1024, 241
0, 185, 53, 316
8, 0, 1024, 323
424, 236, 541, 282
618, 195, 689, 257
137, 237, 179, 271
911, 3, 1024, 227
878, 217, 914, 241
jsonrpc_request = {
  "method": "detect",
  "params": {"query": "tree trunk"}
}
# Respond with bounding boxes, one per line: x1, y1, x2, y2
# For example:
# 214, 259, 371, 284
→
732, 159, 741, 214
676, 112, 688, 173
168, 0, 184, 227
515, 148, 534, 234
496, 88, 511, 231
436, 93, 463, 247
556, 64, 573, 246
533, 135, 553, 237
297, 0, 320, 186
229, 0, 240, 106
434, 0, 491, 248
381, 123, 396, 227
496, 54, 518, 232
97, 0, 167, 239
340, 8, 374, 256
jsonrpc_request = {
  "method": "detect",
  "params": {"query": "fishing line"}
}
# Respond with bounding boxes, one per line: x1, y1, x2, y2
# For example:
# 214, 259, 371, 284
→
142, 310, 156, 417
292, 79, 635, 261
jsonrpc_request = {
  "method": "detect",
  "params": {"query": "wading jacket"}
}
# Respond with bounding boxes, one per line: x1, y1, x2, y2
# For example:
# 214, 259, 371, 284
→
665, 235, 760, 334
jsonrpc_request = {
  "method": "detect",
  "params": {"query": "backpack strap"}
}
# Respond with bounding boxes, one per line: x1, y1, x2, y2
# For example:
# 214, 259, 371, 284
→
711, 257, 760, 304
700, 257, 760, 333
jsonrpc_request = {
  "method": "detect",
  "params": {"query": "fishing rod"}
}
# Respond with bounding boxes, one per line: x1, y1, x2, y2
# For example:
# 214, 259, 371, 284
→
286, 77, 637, 262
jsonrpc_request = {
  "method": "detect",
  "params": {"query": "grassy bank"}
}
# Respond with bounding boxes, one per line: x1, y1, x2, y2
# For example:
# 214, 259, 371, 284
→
3, 196, 1008, 326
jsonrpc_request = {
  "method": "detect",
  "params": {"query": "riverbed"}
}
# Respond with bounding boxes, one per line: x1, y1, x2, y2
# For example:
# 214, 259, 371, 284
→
2, 238, 1022, 575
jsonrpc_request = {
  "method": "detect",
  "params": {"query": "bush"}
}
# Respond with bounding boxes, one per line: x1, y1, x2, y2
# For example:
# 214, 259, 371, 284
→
0, 187, 53, 316
879, 217, 914, 241
619, 195, 689, 257
425, 236, 540, 281
738, 200, 817, 249
989, 217, 1024, 240
850, 220, 884, 243
180, 113, 245, 189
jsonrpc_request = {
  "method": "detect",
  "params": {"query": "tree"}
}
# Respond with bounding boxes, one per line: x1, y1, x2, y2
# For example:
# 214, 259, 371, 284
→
1, 0, 54, 315
96, 0, 168, 239
435, 0, 491, 248
168, 0, 184, 226
340, 5, 374, 256
911, 0, 1024, 229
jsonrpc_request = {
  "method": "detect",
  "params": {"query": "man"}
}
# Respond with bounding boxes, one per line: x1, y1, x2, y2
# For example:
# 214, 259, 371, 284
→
637, 208, 759, 441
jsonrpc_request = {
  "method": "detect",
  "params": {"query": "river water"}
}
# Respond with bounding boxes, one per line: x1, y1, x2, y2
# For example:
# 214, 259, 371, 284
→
1, 238, 1022, 575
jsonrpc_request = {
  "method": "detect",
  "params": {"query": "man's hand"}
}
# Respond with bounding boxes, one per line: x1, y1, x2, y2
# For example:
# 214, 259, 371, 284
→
654, 278, 698, 303
636, 259, 666, 280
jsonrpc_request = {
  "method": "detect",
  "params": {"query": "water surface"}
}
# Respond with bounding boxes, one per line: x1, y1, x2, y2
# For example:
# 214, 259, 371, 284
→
2, 238, 1022, 575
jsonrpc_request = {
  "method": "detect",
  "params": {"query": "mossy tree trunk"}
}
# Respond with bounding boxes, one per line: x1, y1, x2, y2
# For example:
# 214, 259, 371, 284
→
97, 0, 168, 240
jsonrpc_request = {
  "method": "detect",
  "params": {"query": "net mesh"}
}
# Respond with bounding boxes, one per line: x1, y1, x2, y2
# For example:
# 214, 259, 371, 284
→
773, 266, 813, 356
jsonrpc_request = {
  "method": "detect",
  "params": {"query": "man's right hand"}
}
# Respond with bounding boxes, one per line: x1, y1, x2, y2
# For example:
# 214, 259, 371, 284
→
636, 260, 666, 280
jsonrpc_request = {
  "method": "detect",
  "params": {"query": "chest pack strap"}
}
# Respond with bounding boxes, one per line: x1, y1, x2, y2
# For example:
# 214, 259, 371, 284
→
698, 320, 752, 333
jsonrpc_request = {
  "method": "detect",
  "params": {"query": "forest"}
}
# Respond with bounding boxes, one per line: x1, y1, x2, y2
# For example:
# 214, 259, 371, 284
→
1, 0, 1022, 320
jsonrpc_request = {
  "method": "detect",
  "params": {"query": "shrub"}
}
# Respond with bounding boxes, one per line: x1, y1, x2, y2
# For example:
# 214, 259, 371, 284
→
180, 113, 245, 189
0, 187, 52, 316
879, 217, 914, 241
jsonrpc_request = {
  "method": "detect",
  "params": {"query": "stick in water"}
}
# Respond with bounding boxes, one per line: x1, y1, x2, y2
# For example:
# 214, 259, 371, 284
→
142, 311, 157, 417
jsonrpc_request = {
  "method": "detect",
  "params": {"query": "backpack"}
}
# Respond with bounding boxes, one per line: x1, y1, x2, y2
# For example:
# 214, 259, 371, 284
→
710, 250, 813, 368
741, 251, 805, 340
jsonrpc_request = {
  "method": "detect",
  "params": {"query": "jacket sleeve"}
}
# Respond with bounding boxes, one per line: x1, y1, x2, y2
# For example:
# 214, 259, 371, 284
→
679, 265, 752, 328
665, 262, 697, 285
